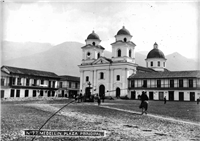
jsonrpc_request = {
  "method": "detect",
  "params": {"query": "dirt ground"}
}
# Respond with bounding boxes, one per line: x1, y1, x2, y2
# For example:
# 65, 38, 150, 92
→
1, 99, 200, 141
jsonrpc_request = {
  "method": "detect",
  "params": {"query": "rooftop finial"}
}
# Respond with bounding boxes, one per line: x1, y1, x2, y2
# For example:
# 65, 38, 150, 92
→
122, 26, 125, 29
154, 42, 158, 49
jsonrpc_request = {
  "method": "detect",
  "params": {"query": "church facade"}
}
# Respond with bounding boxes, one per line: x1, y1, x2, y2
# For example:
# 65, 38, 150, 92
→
79, 27, 200, 101
79, 26, 137, 98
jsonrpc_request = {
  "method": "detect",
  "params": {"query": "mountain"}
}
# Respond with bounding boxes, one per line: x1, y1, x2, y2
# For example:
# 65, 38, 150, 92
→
1, 41, 53, 62
2, 41, 199, 77
166, 52, 199, 71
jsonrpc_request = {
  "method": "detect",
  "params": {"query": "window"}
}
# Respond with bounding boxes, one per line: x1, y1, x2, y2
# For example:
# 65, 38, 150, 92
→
189, 79, 193, 88
97, 53, 100, 58
34, 79, 37, 86
179, 79, 183, 87
100, 72, 104, 79
117, 49, 121, 57
1, 78, 5, 86
69, 82, 71, 88
158, 61, 160, 67
41, 80, 44, 85
116, 75, 120, 81
151, 61, 153, 66
53, 81, 56, 88
60, 82, 62, 88
87, 52, 91, 59
124, 38, 127, 42
163, 62, 165, 67
86, 76, 89, 82
129, 49, 131, 57
12, 77, 16, 85
157, 80, 161, 88
143, 80, 147, 87
26, 78, 30, 86
92, 42, 95, 46
17, 78, 21, 85
131, 80, 135, 88
170, 80, 174, 88
75, 83, 78, 88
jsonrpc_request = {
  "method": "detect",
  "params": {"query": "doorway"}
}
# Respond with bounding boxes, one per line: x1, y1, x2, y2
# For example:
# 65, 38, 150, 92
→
168, 91, 174, 101
179, 92, 184, 101
116, 87, 120, 98
190, 92, 195, 101
99, 85, 105, 98
131, 91, 136, 99
149, 91, 154, 100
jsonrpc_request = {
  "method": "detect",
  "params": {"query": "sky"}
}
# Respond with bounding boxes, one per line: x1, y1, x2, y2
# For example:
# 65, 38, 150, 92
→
2, 0, 199, 59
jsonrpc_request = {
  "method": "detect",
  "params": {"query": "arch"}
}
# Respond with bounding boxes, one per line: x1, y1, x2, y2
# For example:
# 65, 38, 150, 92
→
117, 49, 121, 57
124, 38, 127, 42
129, 49, 132, 57
92, 42, 96, 46
97, 52, 100, 58
99, 84, 105, 98
87, 52, 91, 59
116, 87, 120, 98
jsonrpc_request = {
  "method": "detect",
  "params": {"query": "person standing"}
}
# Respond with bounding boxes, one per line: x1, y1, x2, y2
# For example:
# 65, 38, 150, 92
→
97, 95, 101, 106
164, 96, 167, 104
140, 91, 149, 115
80, 93, 83, 102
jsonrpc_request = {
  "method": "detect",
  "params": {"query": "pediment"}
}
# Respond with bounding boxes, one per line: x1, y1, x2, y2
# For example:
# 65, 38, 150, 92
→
92, 57, 111, 64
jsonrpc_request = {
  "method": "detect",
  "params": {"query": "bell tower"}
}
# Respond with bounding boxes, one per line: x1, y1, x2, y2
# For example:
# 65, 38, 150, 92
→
81, 31, 105, 64
111, 26, 136, 63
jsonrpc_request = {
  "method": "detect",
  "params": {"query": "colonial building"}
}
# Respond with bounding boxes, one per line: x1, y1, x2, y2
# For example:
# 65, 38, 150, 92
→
58, 75, 80, 98
1, 65, 60, 98
128, 43, 200, 101
79, 27, 200, 101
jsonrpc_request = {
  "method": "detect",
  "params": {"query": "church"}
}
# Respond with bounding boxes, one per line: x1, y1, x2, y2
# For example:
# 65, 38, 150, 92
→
79, 26, 200, 101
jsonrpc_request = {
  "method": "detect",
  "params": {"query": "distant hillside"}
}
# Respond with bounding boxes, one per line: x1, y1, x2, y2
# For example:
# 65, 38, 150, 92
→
1, 41, 53, 62
2, 41, 199, 76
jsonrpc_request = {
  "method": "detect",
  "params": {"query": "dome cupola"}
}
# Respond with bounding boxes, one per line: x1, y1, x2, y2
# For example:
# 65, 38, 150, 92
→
146, 42, 165, 59
145, 42, 167, 71
117, 26, 131, 36
85, 30, 101, 46
87, 30, 100, 40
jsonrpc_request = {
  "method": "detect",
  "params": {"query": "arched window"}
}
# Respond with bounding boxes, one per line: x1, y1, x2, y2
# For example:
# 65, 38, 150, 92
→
92, 42, 95, 46
151, 61, 153, 66
117, 49, 121, 57
163, 62, 165, 67
97, 53, 100, 58
124, 38, 127, 42
158, 61, 160, 66
86, 76, 89, 82
129, 49, 132, 57
100, 72, 104, 79
87, 52, 91, 59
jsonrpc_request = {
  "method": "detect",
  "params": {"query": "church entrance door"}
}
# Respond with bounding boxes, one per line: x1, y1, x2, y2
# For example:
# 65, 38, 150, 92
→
99, 85, 105, 98
116, 87, 120, 98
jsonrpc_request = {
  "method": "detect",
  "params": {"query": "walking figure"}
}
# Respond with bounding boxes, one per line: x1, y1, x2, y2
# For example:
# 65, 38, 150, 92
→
97, 95, 101, 106
80, 93, 83, 102
139, 91, 149, 115
164, 96, 167, 104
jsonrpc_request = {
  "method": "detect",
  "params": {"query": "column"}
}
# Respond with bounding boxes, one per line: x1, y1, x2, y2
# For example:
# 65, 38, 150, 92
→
110, 69, 114, 96
94, 70, 97, 92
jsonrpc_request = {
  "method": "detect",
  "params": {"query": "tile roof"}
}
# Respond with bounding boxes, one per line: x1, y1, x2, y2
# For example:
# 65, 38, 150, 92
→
1, 66, 59, 78
129, 70, 200, 79
59, 75, 80, 81
136, 66, 156, 73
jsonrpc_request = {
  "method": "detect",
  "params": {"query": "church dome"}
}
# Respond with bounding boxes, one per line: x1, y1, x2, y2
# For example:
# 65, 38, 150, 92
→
117, 26, 131, 36
87, 31, 100, 40
146, 43, 166, 59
